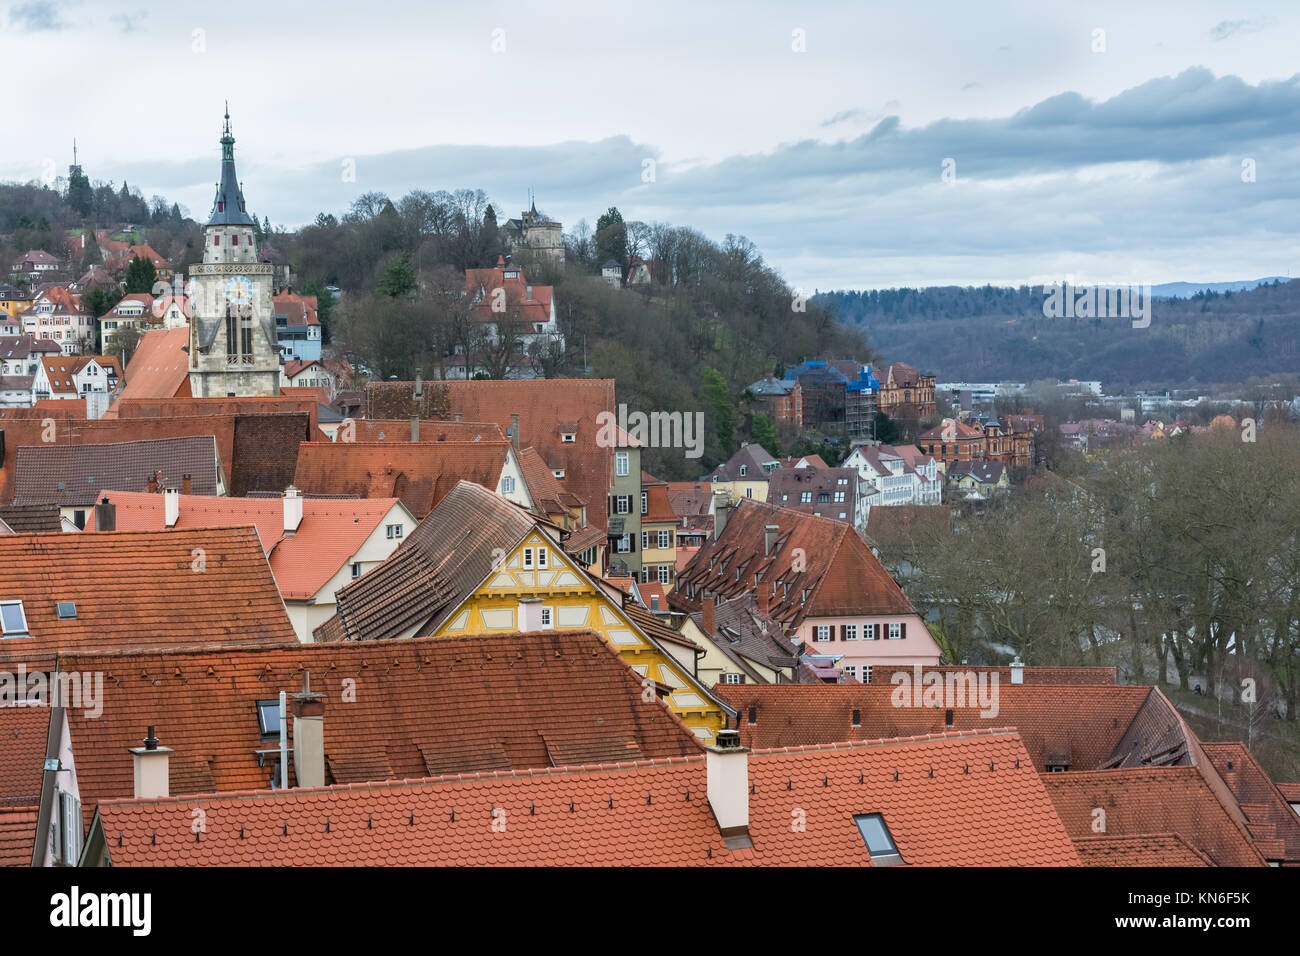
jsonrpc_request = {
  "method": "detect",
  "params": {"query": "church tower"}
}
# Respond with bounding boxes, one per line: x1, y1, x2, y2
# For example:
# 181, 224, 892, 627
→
187, 106, 280, 397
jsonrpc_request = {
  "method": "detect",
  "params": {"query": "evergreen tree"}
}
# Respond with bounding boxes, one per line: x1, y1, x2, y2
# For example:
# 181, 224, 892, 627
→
701, 365, 736, 458
595, 206, 627, 269
752, 412, 780, 457
123, 255, 156, 294
379, 254, 416, 298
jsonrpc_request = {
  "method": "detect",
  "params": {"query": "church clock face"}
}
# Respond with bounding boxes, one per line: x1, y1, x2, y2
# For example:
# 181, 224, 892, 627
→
224, 276, 253, 316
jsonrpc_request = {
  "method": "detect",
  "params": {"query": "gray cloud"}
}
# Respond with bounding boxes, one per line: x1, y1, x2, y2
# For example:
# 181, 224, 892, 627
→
110, 10, 145, 33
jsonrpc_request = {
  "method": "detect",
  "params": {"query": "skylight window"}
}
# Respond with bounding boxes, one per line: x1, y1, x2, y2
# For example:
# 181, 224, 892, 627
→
56, 601, 76, 619
854, 813, 904, 866
0, 601, 29, 637
256, 699, 281, 737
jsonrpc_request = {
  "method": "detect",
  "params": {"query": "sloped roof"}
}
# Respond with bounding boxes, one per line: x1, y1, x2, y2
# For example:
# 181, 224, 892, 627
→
691, 592, 801, 678
13, 436, 220, 506
91, 490, 406, 600
115, 327, 191, 402
0, 527, 297, 668
1042, 768, 1267, 867
292, 440, 510, 518
318, 480, 537, 642
0, 707, 49, 804
517, 445, 572, 517
948, 461, 1005, 484
93, 729, 1078, 866
674, 498, 915, 626
1073, 833, 1212, 866
61, 630, 703, 831
0, 503, 63, 533
1201, 741, 1300, 863
344, 419, 505, 444
0, 806, 38, 866
866, 664, 1119, 686
643, 484, 676, 523
666, 481, 713, 517
707, 443, 778, 481
714, 682, 1153, 772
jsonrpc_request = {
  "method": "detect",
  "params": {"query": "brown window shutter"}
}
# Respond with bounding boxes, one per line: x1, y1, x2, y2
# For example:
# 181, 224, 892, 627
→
839, 624, 847, 641
899, 622, 907, 640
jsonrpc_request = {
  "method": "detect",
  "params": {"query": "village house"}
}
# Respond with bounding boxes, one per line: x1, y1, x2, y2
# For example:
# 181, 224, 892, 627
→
23, 287, 94, 355
705, 442, 780, 504
88, 489, 415, 642
0, 706, 82, 867
946, 460, 1010, 500
684, 591, 806, 686
0, 284, 32, 330
273, 290, 322, 362
746, 375, 803, 427
766, 466, 866, 528
315, 480, 733, 740
31, 354, 122, 406
873, 362, 937, 419
458, 256, 563, 378
82, 727, 1081, 866
11, 435, 225, 528
10, 250, 64, 282
672, 497, 942, 682
640, 476, 679, 590
843, 443, 942, 512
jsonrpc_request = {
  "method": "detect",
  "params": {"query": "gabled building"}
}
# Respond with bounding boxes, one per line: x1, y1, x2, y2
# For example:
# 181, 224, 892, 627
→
873, 362, 936, 418
291, 439, 527, 518
315, 480, 732, 739
272, 290, 322, 362
672, 498, 941, 678
947, 460, 1008, 499
747, 375, 802, 428
32, 354, 121, 404
767, 466, 864, 528
0, 706, 82, 867
84, 728, 1081, 866
23, 287, 93, 355
461, 256, 563, 376
640, 479, 678, 590
685, 592, 805, 686
843, 443, 941, 511
705, 442, 779, 504
0, 525, 297, 672
89, 490, 416, 642
10, 250, 63, 281
12, 435, 225, 527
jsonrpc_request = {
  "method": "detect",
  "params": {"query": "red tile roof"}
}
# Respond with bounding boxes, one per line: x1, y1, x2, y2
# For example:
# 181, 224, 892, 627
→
292, 440, 511, 518
0, 707, 50, 804
93, 729, 1078, 866
1073, 833, 1212, 866
643, 484, 676, 524
0, 528, 297, 669
866, 664, 1119, 686
367, 379, 615, 529
674, 498, 915, 625
91, 490, 407, 600
344, 420, 506, 444
63, 631, 703, 831
1200, 741, 1300, 863
465, 259, 554, 328
0, 806, 37, 866
715, 682, 1154, 772
1042, 768, 1267, 866
114, 327, 191, 402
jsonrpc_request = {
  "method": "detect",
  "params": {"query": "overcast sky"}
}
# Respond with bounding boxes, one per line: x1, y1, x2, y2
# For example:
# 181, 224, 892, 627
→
5, 0, 1299, 290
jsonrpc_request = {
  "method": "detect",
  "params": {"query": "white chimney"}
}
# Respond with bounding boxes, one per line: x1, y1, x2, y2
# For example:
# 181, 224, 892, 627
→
291, 674, 325, 789
129, 726, 172, 799
163, 488, 179, 527
706, 730, 750, 842
1010, 657, 1024, 685
283, 486, 303, 535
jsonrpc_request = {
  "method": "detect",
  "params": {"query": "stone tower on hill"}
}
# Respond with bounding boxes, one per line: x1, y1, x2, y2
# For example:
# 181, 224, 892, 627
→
187, 106, 281, 397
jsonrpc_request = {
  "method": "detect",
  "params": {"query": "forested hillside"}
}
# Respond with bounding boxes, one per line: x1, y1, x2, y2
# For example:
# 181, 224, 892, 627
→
817, 280, 1300, 388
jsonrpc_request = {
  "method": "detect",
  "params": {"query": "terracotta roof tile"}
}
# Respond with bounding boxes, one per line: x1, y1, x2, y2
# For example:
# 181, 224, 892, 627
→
293, 440, 510, 518
0, 527, 297, 669
115, 328, 191, 402
0, 806, 37, 866
93, 729, 1078, 866
1074, 833, 1212, 866
0, 707, 50, 803
91, 490, 408, 600
1201, 741, 1300, 863
1042, 768, 1267, 867
366, 379, 614, 529
715, 682, 1153, 772
62, 630, 702, 830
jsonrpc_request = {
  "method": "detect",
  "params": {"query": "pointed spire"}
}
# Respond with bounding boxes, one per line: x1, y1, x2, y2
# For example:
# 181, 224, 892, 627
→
209, 104, 254, 227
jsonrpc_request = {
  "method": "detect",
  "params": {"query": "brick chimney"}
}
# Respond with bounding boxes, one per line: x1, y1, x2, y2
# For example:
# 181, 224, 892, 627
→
701, 593, 715, 636
510, 413, 520, 451
410, 415, 420, 442
712, 493, 730, 541
128, 726, 173, 799
706, 729, 750, 843
182, 473, 192, 495
756, 582, 771, 617
146, 472, 158, 494
290, 673, 325, 788
94, 495, 115, 532
163, 487, 179, 528
283, 486, 303, 535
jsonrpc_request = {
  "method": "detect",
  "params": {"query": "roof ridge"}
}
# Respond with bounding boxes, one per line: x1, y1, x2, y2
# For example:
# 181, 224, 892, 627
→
750, 728, 1021, 755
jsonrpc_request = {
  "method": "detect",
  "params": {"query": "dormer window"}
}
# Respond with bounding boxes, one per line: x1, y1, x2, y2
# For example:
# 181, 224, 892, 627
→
739, 465, 747, 476
853, 814, 904, 866
217, 201, 224, 212
562, 433, 577, 444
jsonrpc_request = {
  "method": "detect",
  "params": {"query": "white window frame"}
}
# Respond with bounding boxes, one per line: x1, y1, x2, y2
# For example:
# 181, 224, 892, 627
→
657, 564, 670, 585
536, 547, 548, 569
502, 475, 515, 494
888, 622, 902, 640
614, 495, 631, 515
540, 606, 553, 630
844, 624, 858, 641
657, 529, 670, 549
843, 665, 857, 681
522, 547, 534, 569
641, 530, 649, 550
724, 673, 743, 685
815, 625, 831, 642
615, 451, 629, 476
0, 600, 28, 636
